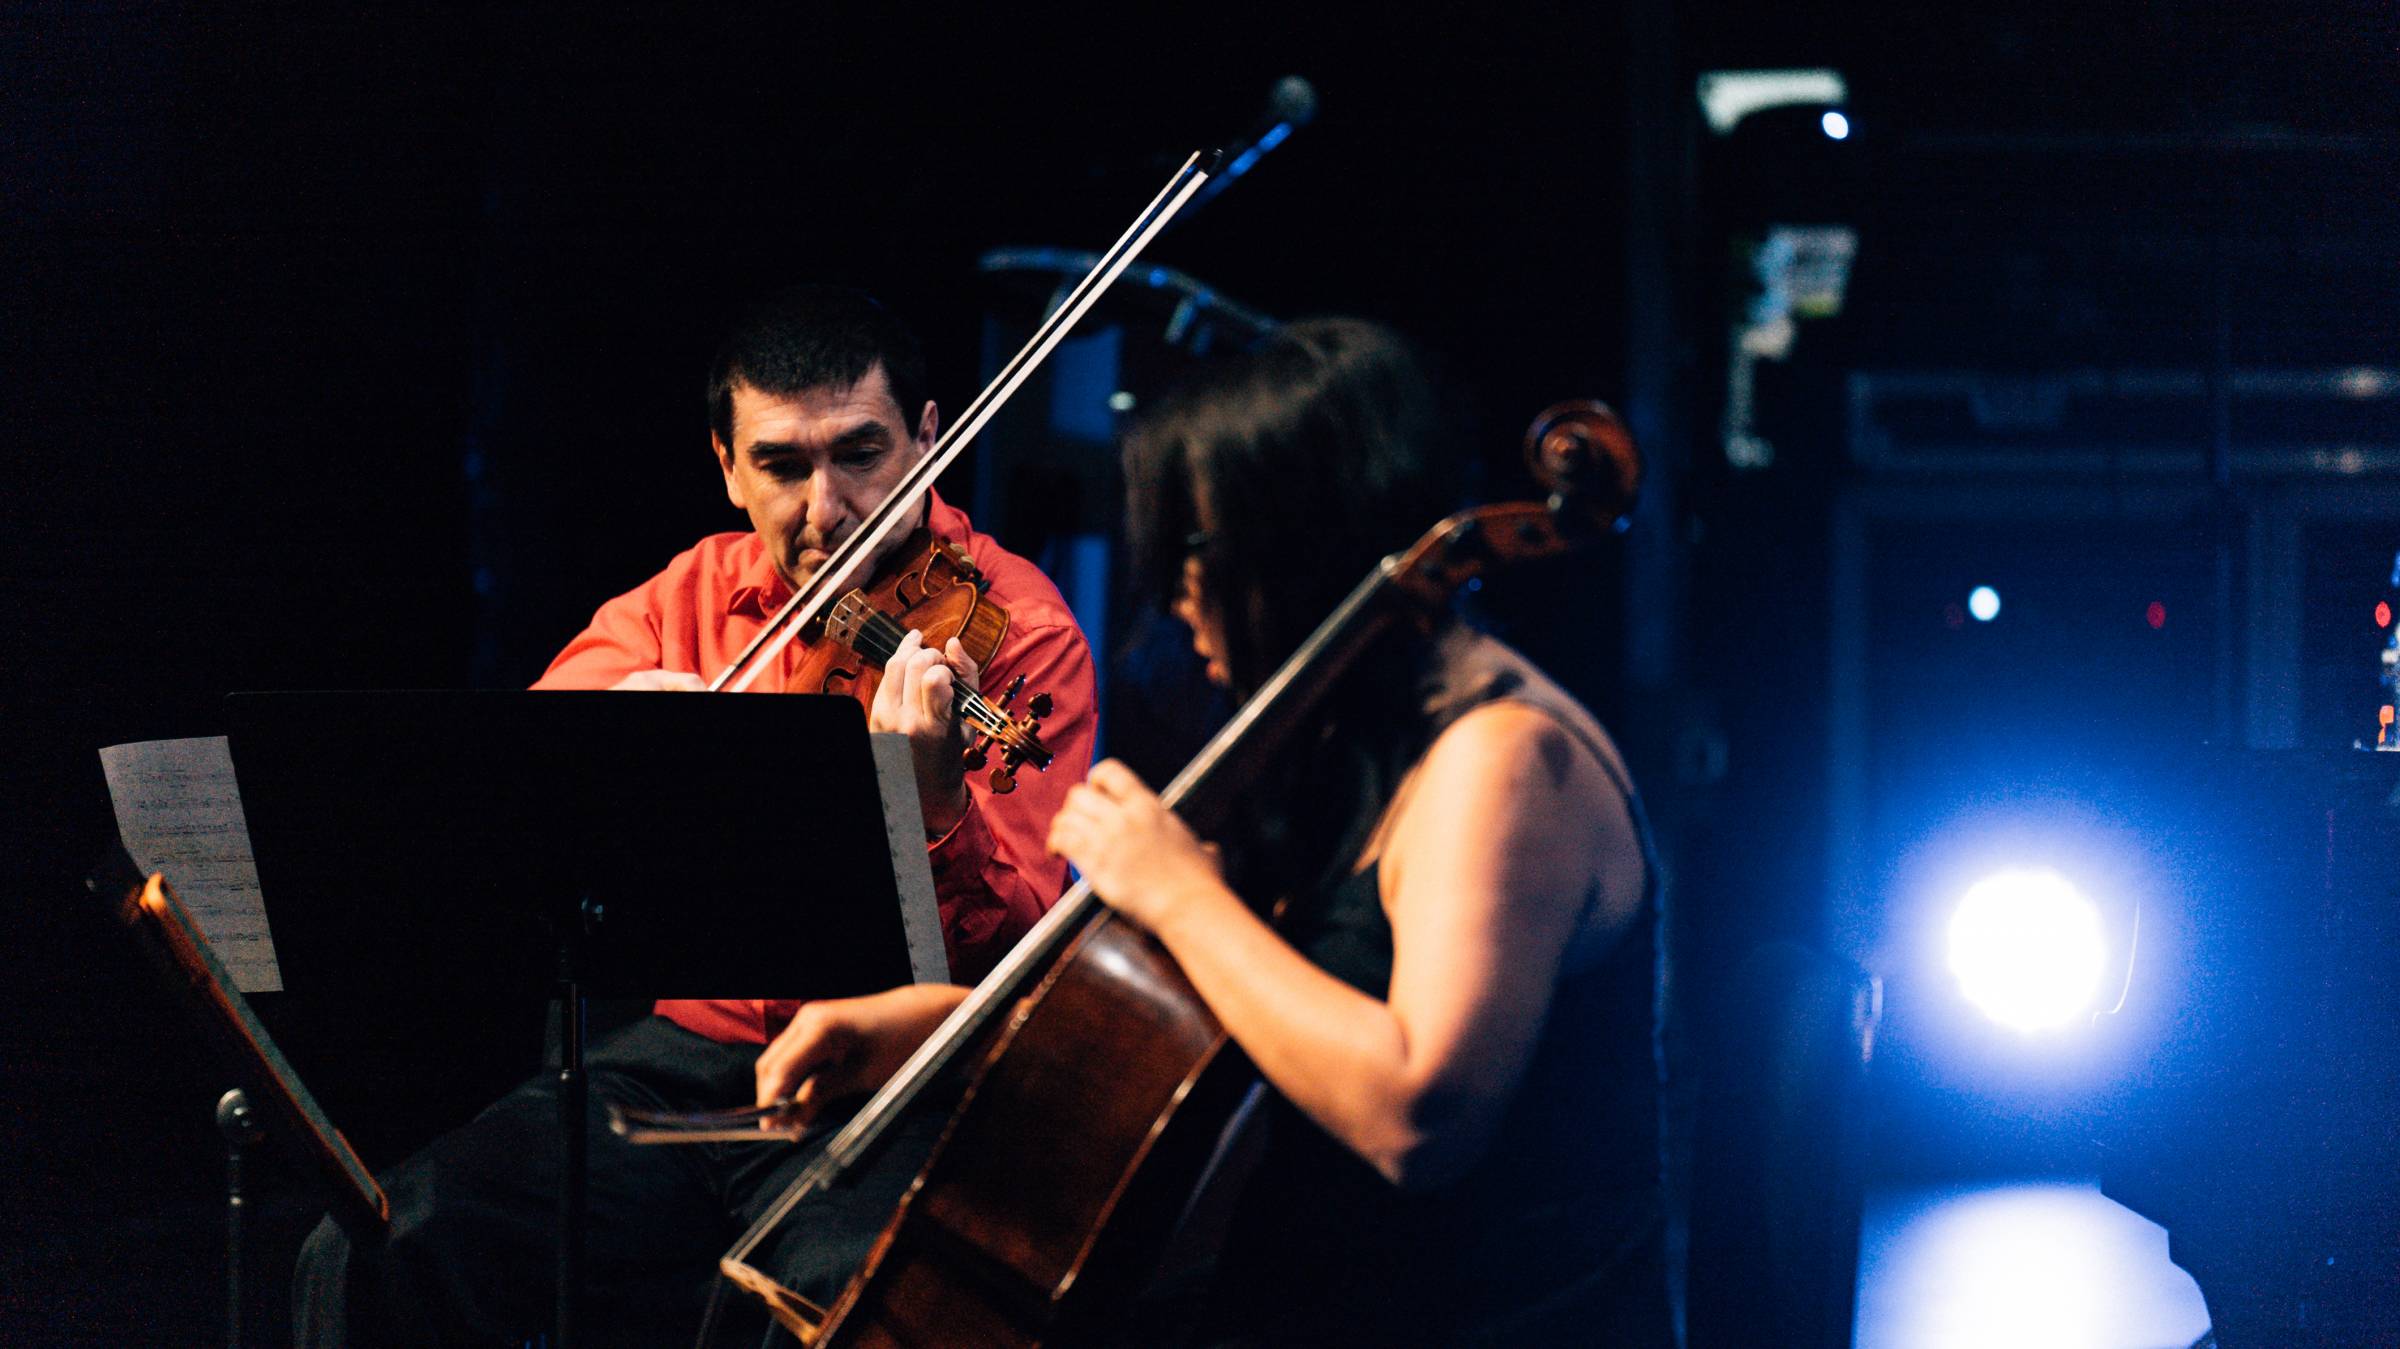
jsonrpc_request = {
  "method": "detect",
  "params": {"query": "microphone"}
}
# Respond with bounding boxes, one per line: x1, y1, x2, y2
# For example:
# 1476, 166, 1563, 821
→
1189, 76, 1318, 211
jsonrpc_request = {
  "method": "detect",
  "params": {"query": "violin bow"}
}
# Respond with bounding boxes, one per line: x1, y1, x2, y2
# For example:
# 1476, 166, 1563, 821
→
707, 149, 1223, 695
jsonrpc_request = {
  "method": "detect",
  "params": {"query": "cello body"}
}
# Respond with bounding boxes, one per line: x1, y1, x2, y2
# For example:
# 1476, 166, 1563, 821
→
816, 911, 1256, 1346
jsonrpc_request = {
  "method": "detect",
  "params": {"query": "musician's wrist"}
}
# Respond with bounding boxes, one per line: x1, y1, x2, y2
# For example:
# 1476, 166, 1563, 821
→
920, 780, 971, 839
1131, 874, 1240, 949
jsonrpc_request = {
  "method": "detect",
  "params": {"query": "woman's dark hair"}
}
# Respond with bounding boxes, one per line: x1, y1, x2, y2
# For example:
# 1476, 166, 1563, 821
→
1122, 318, 1462, 695
705, 285, 929, 448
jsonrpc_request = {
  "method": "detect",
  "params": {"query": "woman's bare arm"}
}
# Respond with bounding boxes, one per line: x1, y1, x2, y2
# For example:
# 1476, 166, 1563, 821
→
1050, 703, 1640, 1189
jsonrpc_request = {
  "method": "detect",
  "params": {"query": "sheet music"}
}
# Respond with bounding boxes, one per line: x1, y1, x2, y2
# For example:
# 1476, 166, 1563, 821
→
99, 736, 281, 991
867, 732, 946, 983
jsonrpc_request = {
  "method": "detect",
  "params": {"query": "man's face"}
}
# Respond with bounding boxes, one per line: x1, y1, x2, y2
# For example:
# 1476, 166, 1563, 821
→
716, 365, 937, 593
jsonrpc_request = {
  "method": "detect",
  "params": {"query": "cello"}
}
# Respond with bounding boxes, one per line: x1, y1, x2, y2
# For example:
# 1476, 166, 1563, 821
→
719, 399, 1643, 1344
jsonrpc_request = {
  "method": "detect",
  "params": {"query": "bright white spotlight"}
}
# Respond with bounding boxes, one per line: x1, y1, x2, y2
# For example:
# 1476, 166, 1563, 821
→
1821, 110, 1851, 140
1967, 585, 2001, 622
1947, 869, 2106, 1032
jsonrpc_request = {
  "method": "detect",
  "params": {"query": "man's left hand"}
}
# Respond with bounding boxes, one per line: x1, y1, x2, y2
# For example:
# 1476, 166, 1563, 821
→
870, 628, 977, 838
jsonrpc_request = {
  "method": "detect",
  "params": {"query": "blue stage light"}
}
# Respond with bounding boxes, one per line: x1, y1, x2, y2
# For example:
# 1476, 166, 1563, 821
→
1821, 110, 1851, 140
1947, 869, 2107, 1032
1968, 585, 2001, 622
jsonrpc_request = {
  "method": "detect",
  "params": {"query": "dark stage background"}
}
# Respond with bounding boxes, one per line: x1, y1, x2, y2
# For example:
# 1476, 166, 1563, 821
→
5, 2, 2395, 1344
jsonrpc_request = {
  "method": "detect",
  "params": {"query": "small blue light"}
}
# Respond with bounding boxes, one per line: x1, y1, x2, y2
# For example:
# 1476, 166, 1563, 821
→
1821, 110, 1851, 141
1968, 586, 2001, 622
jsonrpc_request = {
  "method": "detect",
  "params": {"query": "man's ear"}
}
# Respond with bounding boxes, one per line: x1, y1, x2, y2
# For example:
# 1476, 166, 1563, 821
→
914, 401, 940, 456
714, 435, 745, 510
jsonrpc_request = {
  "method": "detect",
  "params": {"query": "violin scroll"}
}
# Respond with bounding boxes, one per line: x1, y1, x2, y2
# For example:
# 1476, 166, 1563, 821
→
960, 674, 1053, 795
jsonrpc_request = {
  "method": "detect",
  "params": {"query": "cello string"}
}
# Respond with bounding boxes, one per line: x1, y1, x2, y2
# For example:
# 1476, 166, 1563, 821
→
714, 152, 1215, 695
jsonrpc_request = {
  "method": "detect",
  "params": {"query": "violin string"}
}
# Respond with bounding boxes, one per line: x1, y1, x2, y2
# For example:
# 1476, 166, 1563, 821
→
849, 607, 1012, 737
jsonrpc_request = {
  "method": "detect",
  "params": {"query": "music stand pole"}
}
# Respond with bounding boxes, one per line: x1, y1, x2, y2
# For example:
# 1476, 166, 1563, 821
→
215, 1088, 264, 1349
557, 897, 597, 1349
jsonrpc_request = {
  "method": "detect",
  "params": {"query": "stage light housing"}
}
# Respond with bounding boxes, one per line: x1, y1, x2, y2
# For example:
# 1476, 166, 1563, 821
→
1696, 68, 1848, 135
1946, 869, 2107, 1032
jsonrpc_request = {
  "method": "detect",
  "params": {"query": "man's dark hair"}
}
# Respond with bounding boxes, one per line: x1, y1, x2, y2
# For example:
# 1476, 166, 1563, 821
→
1121, 317, 1462, 696
706, 285, 931, 450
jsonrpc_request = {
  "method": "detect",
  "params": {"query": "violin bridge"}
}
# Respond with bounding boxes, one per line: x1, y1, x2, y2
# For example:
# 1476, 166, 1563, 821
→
825, 591, 872, 648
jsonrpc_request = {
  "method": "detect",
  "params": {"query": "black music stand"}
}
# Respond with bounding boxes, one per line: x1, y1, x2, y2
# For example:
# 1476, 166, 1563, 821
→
88, 846, 389, 1349
225, 691, 922, 1349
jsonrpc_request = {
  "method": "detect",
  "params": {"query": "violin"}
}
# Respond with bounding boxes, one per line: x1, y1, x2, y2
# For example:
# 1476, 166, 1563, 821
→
717, 400, 1643, 1345
794, 528, 1054, 794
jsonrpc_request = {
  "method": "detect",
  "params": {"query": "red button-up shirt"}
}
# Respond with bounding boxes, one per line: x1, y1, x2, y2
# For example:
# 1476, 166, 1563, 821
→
532, 493, 1096, 1044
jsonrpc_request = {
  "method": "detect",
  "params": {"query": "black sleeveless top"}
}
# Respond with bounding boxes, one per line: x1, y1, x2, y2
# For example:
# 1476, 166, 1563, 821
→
1193, 630, 1673, 1347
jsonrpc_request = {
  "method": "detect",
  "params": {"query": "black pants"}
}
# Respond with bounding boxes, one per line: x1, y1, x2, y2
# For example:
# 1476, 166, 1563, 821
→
293, 1016, 943, 1348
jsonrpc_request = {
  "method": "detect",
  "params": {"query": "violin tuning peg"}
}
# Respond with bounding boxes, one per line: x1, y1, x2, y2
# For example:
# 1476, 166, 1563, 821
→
988, 764, 1017, 794
961, 742, 989, 771
999, 674, 1026, 708
1028, 692, 1053, 719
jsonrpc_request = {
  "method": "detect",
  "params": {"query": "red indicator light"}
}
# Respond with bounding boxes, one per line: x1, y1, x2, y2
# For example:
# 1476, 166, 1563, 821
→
2145, 601, 2167, 630
2378, 601, 2392, 629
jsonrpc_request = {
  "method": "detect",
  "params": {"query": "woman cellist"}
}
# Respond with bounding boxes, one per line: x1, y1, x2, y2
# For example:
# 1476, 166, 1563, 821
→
754, 318, 1674, 1345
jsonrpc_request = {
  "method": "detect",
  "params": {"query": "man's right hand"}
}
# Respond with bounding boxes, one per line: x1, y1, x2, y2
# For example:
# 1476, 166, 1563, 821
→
753, 983, 969, 1129
609, 670, 708, 691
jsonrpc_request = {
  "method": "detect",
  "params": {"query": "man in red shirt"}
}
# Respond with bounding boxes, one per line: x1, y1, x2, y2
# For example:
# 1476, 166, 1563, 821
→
295, 286, 1096, 1346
